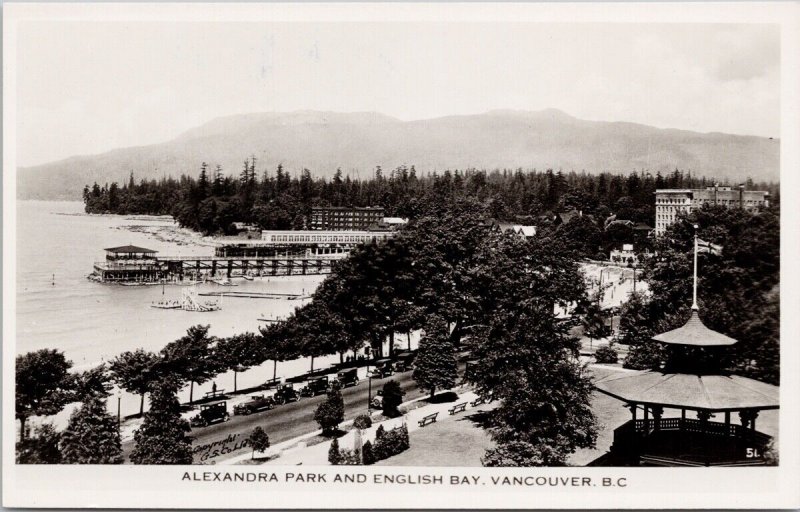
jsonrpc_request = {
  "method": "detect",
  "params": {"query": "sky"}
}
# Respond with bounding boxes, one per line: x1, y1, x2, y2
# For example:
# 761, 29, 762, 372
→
15, 21, 780, 167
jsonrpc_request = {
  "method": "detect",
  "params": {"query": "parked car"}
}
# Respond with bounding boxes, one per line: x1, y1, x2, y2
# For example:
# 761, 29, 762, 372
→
190, 401, 229, 428
233, 394, 276, 415
300, 376, 330, 397
335, 368, 359, 388
369, 390, 383, 409
369, 359, 394, 379
393, 350, 416, 372
273, 384, 300, 405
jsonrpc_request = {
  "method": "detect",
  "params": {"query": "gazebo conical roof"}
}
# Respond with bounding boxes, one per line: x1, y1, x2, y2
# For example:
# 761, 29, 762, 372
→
652, 309, 737, 347
594, 371, 779, 411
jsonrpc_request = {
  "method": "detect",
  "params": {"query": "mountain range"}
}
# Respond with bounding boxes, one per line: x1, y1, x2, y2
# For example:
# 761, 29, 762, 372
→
17, 109, 780, 200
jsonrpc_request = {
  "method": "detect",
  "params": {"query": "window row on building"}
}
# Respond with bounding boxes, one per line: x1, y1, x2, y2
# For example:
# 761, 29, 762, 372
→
653, 187, 769, 236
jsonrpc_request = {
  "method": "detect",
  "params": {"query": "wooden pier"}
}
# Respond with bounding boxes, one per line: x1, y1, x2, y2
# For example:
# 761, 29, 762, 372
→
157, 254, 340, 279
92, 245, 344, 283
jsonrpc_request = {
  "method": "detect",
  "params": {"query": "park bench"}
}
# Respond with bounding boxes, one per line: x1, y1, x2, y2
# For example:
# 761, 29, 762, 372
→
470, 396, 487, 407
418, 412, 439, 427
261, 378, 281, 390
448, 402, 468, 415
204, 389, 225, 400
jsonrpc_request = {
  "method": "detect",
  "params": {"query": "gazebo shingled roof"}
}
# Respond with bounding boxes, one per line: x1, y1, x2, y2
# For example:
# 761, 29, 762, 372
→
652, 310, 737, 347
594, 371, 780, 411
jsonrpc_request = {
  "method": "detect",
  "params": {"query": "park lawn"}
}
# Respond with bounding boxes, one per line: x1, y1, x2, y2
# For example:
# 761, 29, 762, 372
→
376, 407, 496, 467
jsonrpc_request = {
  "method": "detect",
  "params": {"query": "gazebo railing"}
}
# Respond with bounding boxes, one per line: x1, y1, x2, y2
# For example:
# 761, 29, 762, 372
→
624, 418, 771, 443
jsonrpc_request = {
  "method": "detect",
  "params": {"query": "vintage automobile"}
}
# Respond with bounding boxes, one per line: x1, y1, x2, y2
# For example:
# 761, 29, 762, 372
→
369, 390, 384, 409
369, 359, 394, 379
273, 383, 300, 405
393, 350, 416, 372
190, 401, 229, 428
335, 368, 359, 388
233, 394, 277, 415
300, 376, 330, 397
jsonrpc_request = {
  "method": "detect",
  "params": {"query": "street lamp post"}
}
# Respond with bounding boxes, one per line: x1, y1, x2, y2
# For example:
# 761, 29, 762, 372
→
367, 376, 373, 412
116, 390, 122, 428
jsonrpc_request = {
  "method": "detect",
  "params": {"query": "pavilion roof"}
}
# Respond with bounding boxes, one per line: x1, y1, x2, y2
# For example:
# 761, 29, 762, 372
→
594, 371, 779, 411
104, 245, 157, 254
652, 310, 737, 347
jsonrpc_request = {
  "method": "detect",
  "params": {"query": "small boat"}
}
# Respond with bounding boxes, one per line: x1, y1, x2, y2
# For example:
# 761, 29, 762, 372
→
242, 275, 254, 281
212, 278, 237, 286
151, 300, 181, 310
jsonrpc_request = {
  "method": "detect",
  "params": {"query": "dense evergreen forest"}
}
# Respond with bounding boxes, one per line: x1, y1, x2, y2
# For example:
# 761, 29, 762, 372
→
83, 158, 779, 242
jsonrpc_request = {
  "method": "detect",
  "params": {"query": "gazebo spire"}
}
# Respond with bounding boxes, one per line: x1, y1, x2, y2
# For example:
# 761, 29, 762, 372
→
651, 225, 736, 347
692, 224, 699, 311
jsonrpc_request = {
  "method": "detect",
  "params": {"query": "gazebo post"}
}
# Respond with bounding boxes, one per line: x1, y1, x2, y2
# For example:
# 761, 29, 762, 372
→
643, 405, 649, 433
631, 403, 637, 422
724, 411, 731, 434
651, 406, 663, 431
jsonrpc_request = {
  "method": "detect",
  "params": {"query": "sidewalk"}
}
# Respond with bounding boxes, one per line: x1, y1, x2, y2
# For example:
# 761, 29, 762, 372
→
224, 387, 480, 466
224, 363, 638, 467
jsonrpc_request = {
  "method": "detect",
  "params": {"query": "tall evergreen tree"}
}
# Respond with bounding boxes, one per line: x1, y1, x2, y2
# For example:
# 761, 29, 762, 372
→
60, 395, 124, 464
130, 378, 193, 464
412, 315, 458, 399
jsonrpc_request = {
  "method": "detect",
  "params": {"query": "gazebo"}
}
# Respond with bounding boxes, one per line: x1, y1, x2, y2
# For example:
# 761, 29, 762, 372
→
594, 229, 779, 466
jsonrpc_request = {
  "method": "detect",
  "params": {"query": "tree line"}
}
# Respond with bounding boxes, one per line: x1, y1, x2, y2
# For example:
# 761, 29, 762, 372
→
83, 160, 779, 241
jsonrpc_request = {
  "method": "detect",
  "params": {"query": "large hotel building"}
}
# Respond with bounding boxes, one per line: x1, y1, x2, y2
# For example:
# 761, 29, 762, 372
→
310, 206, 384, 230
654, 186, 770, 236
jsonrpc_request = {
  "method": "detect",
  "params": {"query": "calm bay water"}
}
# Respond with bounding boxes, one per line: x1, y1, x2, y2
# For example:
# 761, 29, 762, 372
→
16, 201, 333, 418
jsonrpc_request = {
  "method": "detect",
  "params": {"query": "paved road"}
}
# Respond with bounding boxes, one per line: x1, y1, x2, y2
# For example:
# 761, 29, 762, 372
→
121, 368, 431, 463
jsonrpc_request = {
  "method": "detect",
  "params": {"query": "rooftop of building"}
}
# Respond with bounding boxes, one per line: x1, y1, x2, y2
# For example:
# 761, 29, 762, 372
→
104, 245, 157, 254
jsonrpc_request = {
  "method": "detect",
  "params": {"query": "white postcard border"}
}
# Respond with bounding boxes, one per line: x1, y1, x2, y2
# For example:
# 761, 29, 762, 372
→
3, 2, 800, 509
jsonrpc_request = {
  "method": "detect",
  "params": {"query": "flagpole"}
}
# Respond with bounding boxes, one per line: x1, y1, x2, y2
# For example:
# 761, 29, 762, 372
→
692, 224, 699, 311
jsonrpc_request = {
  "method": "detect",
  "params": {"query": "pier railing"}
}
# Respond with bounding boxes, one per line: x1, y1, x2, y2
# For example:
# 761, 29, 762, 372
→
94, 262, 166, 271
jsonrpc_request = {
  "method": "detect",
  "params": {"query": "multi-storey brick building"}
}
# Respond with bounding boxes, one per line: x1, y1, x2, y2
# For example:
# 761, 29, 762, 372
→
310, 206, 384, 230
654, 186, 770, 236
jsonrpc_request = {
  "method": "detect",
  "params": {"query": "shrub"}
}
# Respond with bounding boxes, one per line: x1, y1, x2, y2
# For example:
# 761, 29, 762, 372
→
353, 414, 372, 431
16, 424, 62, 464
624, 340, 666, 370
594, 345, 618, 364
361, 440, 375, 465
315, 384, 345, 435
328, 438, 342, 465
248, 427, 270, 459
340, 447, 361, 465
371, 424, 410, 463
375, 424, 386, 440
381, 380, 405, 417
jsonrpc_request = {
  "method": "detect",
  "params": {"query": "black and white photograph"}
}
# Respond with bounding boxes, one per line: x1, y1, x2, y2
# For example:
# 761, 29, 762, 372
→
3, 2, 799, 509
